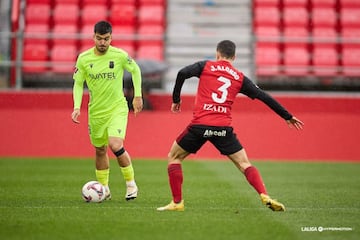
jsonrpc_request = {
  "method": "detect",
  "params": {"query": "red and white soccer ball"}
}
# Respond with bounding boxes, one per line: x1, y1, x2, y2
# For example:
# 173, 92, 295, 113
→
81, 181, 106, 203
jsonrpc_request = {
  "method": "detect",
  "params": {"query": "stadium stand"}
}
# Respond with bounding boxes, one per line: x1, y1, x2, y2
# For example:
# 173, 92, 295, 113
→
165, 0, 252, 93
52, 4, 80, 25
50, 44, 77, 73
24, 23, 49, 45
341, 45, 360, 76
52, 23, 78, 45
283, 0, 307, 7
312, 45, 339, 76
110, 3, 136, 26
283, 44, 310, 76
254, 0, 279, 7
18, 0, 167, 88
5, 0, 358, 90
253, 0, 360, 90
81, 4, 108, 25
22, 44, 48, 73
255, 43, 281, 76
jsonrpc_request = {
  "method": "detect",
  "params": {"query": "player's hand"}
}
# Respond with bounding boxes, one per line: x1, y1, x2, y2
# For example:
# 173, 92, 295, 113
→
171, 102, 181, 113
132, 96, 143, 116
71, 108, 81, 124
286, 116, 304, 130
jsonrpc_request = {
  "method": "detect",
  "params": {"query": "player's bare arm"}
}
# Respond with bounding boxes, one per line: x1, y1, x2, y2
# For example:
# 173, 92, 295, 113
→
286, 116, 304, 130
71, 108, 80, 124
132, 96, 143, 116
171, 102, 181, 113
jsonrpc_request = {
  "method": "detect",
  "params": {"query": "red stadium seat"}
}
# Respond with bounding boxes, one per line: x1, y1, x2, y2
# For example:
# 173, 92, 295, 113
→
137, 24, 164, 58
138, 24, 164, 44
283, 26, 309, 41
255, 43, 281, 76
311, 8, 337, 28
137, 42, 164, 61
51, 44, 78, 73
342, 27, 360, 38
25, 4, 51, 24
110, 4, 136, 26
340, 0, 360, 8
26, 0, 51, 3
139, 0, 166, 6
111, 0, 136, 4
81, 4, 108, 25
111, 25, 136, 51
312, 27, 338, 51
312, 27, 337, 39
24, 23, 49, 45
54, 0, 79, 4
79, 42, 94, 53
312, 45, 339, 76
341, 27, 360, 48
79, 24, 94, 48
117, 43, 136, 57
81, 0, 106, 4
138, 5, 165, 26
311, 0, 336, 7
112, 25, 136, 36
283, 7, 308, 27
283, 44, 310, 76
254, 0, 279, 7
255, 26, 281, 40
22, 44, 48, 73
340, 8, 360, 28
283, 0, 307, 7
52, 24, 78, 45
254, 7, 280, 27
341, 46, 360, 76
53, 4, 80, 25
138, 24, 164, 35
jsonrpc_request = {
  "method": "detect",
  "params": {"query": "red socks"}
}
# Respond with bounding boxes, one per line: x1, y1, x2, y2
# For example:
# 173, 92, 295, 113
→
167, 164, 266, 202
168, 163, 183, 203
244, 166, 267, 195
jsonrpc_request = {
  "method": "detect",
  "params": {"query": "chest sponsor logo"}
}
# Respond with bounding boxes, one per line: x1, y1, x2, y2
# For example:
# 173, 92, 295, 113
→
203, 103, 227, 113
88, 72, 116, 80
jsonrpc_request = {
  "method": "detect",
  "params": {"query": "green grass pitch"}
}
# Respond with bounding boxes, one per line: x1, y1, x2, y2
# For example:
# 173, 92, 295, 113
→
0, 158, 359, 240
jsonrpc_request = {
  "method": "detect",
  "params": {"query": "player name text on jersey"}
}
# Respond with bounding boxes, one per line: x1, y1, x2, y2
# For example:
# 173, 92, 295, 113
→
210, 64, 240, 80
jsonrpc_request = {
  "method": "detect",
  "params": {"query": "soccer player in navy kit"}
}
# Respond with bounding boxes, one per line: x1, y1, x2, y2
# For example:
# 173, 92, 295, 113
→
157, 40, 304, 211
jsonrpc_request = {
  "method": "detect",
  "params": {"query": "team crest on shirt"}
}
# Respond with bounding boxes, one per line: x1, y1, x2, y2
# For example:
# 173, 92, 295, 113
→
90, 63, 93, 68
109, 61, 114, 69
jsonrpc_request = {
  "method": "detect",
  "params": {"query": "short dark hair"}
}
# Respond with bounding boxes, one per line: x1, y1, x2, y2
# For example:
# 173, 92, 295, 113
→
216, 40, 236, 59
94, 21, 112, 35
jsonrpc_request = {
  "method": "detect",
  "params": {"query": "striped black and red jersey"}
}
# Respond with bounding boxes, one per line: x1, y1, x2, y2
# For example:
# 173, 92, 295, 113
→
173, 60, 292, 127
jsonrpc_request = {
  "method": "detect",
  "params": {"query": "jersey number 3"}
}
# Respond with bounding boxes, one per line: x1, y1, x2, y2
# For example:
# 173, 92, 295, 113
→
211, 76, 231, 104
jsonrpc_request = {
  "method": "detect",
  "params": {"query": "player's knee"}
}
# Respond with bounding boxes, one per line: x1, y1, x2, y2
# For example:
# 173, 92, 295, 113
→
113, 147, 125, 157
167, 150, 186, 164
95, 146, 107, 156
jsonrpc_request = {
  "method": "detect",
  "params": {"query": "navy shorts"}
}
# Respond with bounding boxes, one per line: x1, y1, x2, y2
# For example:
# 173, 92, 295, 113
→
176, 125, 243, 155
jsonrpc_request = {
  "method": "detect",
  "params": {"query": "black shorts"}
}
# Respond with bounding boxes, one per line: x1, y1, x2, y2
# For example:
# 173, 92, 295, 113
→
176, 125, 243, 155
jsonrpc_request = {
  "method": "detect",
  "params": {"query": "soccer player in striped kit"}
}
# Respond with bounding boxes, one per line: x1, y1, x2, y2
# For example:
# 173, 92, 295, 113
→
157, 40, 304, 211
72, 21, 143, 201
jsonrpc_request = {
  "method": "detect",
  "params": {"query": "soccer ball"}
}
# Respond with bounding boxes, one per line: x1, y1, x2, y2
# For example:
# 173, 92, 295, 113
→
81, 181, 106, 203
